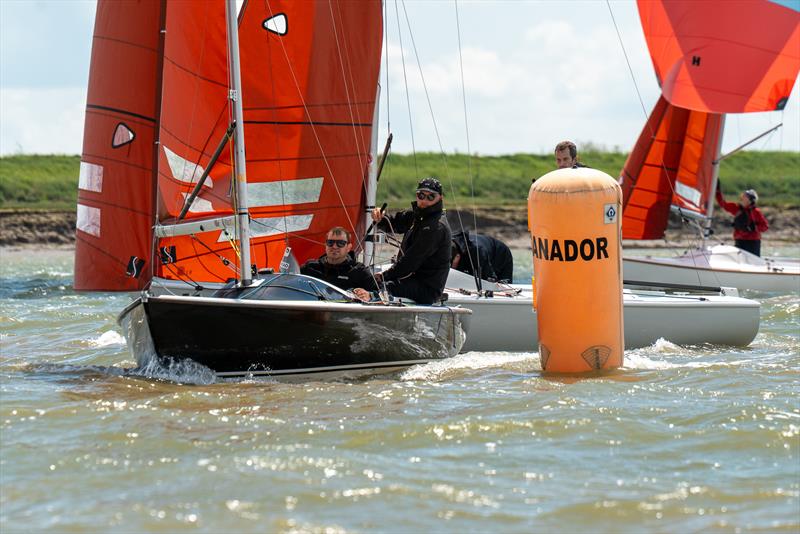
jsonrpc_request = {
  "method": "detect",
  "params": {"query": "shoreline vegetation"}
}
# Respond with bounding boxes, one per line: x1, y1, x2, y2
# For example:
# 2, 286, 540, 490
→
1, 152, 798, 248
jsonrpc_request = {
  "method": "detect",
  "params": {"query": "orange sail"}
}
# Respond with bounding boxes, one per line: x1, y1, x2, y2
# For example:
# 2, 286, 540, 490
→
621, 96, 723, 240
75, 0, 384, 290
237, 1, 383, 273
622, 0, 799, 240
74, 1, 164, 291
638, 0, 800, 113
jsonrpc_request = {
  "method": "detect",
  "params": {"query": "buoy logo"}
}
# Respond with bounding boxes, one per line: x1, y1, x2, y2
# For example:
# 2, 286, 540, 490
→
604, 203, 617, 224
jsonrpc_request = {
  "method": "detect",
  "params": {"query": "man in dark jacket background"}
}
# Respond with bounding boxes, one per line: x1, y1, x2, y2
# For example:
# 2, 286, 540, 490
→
451, 231, 513, 283
368, 177, 451, 304
300, 227, 377, 291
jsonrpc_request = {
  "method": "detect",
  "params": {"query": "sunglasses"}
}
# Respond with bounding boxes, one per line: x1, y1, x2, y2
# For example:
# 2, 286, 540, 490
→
416, 191, 438, 201
325, 239, 348, 248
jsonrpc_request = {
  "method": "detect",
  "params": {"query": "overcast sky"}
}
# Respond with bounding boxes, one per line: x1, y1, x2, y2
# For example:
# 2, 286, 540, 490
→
1, 0, 798, 157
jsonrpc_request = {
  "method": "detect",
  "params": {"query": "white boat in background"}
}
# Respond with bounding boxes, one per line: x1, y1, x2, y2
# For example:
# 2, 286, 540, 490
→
619, 0, 800, 294
444, 269, 760, 353
624, 245, 800, 293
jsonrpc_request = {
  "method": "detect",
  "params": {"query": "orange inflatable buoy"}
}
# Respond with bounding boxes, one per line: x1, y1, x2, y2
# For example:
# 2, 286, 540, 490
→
527, 168, 624, 373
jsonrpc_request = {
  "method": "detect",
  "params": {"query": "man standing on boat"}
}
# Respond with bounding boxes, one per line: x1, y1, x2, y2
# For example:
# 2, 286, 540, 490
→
554, 140, 587, 169
301, 227, 378, 291
364, 178, 452, 304
451, 231, 514, 283
715, 185, 769, 257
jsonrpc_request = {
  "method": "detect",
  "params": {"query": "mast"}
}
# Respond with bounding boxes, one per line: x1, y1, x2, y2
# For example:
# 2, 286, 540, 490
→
704, 115, 726, 238
363, 81, 382, 264
225, 0, 252, 285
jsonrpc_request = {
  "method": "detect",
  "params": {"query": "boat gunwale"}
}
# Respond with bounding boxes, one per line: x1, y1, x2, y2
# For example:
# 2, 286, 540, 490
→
137, 293, 473, 315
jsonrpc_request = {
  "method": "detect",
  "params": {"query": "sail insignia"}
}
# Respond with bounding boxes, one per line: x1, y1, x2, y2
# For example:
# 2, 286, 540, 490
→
263, 13, 287, 36
126, 256, 146, 278
112, 123, 135, 148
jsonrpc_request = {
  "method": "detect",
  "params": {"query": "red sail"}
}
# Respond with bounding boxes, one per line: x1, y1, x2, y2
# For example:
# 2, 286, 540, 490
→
76, 1, 384, 288
237, 0, 384, 271
638, 0, 800, 113
151, 2, 238, 284
621, 96, 723, 240
74, 0, 164, 290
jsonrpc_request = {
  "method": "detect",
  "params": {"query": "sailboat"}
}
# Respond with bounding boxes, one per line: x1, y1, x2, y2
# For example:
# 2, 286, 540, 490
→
620, 0, 800, 293
74, 0, 470, 378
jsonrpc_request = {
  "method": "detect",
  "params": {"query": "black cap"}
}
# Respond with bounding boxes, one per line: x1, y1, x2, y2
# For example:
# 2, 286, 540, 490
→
417, 177, 442, 195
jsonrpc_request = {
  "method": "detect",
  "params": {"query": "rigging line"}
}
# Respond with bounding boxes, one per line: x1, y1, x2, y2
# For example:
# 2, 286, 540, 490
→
606, 1, 649, 126
258, 1, 290, 255
383, 0, 391, 133
170, 3, 215, 224
454, 0, 477, 233
605, 0, 709, 286
152, 5, 222, 283
187, 230, 240, 278
394, 0, 419, 179
453, 0, 481, 285
162, 262, 205, 290
262, 1, 361, 248
326, 0, 372, 250
399, 0, 468, 223
607, 0, 678, 200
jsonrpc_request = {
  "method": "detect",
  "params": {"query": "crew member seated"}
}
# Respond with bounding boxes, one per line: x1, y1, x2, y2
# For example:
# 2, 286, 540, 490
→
360, 177, 451, 305
451, 231, 513, 283
300, 227, 378, 291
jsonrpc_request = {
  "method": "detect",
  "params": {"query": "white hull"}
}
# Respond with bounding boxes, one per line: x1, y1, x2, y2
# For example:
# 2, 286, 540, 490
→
444, 270, 760, 352
623, 245, 800, 293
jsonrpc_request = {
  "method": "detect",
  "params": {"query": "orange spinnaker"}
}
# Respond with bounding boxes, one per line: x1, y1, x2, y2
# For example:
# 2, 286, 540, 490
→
528, 168, 624, 373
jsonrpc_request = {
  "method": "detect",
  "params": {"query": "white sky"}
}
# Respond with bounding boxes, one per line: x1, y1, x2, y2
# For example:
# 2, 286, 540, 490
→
1, 0, 798, 156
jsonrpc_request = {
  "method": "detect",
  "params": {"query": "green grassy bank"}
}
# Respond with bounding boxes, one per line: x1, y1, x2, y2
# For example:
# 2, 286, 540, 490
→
1, 151, 798, 210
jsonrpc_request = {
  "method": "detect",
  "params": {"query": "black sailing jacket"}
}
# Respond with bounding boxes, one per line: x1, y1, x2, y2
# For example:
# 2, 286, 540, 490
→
452, 231, 513, 283
378, 200, 451, 294
300, 254, 378, 291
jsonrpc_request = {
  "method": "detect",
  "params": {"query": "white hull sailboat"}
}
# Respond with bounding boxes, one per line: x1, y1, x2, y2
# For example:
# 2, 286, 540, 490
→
444, 270, 759, 353
624, 245, 800, 294
619, 0, 799, 294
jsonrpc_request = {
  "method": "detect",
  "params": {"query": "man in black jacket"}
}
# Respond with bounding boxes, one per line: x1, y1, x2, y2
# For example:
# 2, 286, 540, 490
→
451, 231, 513, 283
300, 227, 377, 292
368, 177, 451, 304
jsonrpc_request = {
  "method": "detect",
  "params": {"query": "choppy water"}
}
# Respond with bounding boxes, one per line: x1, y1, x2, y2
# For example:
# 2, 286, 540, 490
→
1, 248, 798, 533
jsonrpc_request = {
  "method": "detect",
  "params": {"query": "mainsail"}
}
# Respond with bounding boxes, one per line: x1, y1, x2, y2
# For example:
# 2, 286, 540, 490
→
621, 0, 799, 240
75, 0, 383, 290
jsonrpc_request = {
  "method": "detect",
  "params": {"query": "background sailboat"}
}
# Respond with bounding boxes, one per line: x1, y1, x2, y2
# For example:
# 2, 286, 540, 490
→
620, 0, 800, 293
361, 1, 761, 351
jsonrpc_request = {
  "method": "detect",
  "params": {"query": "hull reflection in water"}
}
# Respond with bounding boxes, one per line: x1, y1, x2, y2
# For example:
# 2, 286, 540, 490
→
119, 274, 471, 378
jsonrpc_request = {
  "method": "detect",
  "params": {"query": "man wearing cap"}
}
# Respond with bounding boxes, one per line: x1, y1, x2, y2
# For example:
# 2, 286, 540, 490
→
715, 183, 769, 257
301, 227, 378, 291
366, 177, 452, 304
